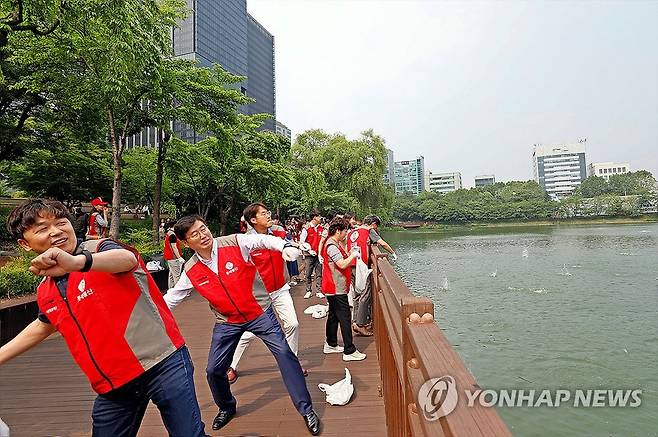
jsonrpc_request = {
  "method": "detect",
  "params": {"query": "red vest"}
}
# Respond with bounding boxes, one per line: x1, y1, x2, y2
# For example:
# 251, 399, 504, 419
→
36, 241, 185, 394
184, 236, 270, 324
321, 241, 352, 295
88, 212, 107, 237
249, 226, 287, 293
347, 227, 371, 266
306, 225, 324, 252
163, 230, 182, 261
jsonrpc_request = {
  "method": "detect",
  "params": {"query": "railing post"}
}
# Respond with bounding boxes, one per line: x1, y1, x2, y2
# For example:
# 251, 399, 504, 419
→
401, 296, 434, 437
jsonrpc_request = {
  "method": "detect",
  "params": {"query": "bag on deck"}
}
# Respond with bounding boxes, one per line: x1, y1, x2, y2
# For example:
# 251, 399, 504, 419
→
318, 368, 354, 406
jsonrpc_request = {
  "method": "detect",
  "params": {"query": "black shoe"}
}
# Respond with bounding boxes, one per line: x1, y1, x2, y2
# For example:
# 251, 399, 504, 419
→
303, 410, 321, 435
212, 409, 236, 430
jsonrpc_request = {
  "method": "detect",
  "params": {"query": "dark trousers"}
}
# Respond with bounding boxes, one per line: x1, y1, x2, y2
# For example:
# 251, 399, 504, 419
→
326, 294, 356, 355
206, 306, 313, 416
305, 255, 322, 293
91, 346, 207, 437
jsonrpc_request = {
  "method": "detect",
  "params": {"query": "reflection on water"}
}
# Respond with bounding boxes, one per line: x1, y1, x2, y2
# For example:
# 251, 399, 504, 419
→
384, 223, 658, 437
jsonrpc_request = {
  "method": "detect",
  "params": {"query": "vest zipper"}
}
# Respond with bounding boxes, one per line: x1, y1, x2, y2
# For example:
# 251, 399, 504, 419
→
268, 252, 283, 291
215, 275, 249, 322
62, 295, 115, 390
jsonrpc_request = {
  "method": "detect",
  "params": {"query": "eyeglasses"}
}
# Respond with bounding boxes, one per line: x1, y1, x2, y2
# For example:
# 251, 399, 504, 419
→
187, 225, 209, 240
258, 210, 272, 217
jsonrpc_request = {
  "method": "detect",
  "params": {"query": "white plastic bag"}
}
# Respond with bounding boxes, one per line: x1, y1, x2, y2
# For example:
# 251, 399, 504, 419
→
354, 257, 372, 294
146, 260, 164, 271
0, 417, 9, 437
318, 368, 354, 406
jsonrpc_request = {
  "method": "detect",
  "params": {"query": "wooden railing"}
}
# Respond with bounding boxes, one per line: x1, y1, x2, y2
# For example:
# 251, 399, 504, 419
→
371, 246, 512, 437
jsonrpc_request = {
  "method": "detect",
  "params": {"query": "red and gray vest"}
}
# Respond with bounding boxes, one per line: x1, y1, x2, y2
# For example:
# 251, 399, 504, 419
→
163, 230, 181, 261
321, 240, 352, 295
36, 240, 185, 395
347, 227, 371, 267
306, 224, 324, 253
248, 225, 287, 293
184, 236, 271, 324
87, 212, 107, 238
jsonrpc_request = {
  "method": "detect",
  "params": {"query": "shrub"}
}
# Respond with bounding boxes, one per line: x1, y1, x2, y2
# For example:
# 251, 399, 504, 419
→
0, 253, 41, 299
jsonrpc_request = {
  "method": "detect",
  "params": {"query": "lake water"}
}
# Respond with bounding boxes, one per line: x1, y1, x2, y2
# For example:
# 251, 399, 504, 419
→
383, 223, 657, 437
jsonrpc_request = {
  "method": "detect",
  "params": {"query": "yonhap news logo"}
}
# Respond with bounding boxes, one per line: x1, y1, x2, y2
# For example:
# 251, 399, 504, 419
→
418, 376, 642, 421
418, 376, 459, 421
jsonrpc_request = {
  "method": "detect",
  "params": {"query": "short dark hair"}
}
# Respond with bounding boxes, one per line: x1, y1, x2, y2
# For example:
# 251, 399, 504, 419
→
309, 211, 321, 220
174, 215, 206, 241
243, 202, 268, 226
363, 215, 381, 226
328, 218, 348, 236
344, 213, 354, 220
6, 199, 71, 240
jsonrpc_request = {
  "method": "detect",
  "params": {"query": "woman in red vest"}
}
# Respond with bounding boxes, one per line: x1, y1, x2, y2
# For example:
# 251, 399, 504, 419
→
0, 199, 208, 436
86, 197, 109, 239
321, 219, 367, 362
163, 220, 184, 287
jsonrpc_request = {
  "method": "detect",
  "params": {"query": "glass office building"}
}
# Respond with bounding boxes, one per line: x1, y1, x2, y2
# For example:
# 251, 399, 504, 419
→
172, 0, 275, 140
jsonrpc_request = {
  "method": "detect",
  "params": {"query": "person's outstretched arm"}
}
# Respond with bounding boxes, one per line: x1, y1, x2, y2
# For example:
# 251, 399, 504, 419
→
0, 319, 56, 365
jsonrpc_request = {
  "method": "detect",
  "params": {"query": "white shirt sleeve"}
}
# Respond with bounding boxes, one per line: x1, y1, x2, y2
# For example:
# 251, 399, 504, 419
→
299, 228, 308, 244
237, 233, 286, 262
163, 269, 194, 309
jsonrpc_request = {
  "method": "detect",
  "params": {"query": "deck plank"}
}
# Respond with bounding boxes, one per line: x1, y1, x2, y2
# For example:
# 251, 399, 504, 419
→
0, 285, 386, 436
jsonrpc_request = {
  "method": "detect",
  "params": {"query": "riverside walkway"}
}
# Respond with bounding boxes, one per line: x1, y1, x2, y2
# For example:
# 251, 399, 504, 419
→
1, 252, 510, 436
0, 286, 386, 437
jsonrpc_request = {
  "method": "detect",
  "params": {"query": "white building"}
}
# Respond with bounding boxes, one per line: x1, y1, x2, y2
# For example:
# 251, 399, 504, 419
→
384, 148, 395, 187
275, 121, 292, 142
425, 171, 462, 194
475, 175, 495, 187
587, 162, 630, 180
532, 141, 587, 198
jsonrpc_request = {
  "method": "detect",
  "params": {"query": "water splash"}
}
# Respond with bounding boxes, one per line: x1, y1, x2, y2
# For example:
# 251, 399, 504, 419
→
441, 276, 450, 291
559, 264, 572, 276
522, 248, 529, 258
490, 269, 497, 278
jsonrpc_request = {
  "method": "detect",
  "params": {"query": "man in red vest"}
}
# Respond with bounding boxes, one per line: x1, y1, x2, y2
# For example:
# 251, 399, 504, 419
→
346, 214, 397, 336
227, 203, 307, 383
0, 199, 208, 437
299, 211, 324, 299
164, 215, 320, 435
86, 197, 109, 239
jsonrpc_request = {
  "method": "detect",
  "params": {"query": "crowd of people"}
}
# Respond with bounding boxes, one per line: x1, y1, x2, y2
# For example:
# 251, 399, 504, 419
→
0, 198, 397, 436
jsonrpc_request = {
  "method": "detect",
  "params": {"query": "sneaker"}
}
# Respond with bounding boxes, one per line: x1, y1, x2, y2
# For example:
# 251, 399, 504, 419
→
316, 292, 325, 298
227, 367, 238, 384
353, 324, 373, 337
323, 342, 344, 354
343, 350, 367, 361
304, 291, 312, 299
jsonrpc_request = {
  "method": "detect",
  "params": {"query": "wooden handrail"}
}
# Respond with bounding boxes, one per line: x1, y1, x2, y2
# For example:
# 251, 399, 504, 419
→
371, 246, 512, 437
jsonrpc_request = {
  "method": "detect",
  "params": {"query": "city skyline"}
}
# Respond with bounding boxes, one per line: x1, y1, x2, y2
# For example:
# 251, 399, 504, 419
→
248, 0, 658, 188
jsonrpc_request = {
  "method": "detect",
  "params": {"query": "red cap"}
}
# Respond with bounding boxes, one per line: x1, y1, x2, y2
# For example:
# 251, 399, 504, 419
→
91, 197, 109, 207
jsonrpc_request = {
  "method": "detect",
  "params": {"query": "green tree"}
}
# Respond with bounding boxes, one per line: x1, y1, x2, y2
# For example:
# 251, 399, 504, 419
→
6, 143, 112, 205
575, 176, 609, 198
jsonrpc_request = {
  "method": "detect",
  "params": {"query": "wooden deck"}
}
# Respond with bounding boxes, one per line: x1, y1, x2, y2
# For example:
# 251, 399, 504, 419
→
0, 285, 386, 436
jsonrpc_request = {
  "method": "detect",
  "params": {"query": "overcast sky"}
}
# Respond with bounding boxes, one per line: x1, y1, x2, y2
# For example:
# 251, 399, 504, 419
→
248, 0, 658, 187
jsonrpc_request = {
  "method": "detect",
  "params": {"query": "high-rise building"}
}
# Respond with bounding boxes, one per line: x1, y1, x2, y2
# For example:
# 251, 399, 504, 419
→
275, 120, 291, 142
172, 0, 275, 141
475, 175, 495, 187
394, 156, 424, 195
533, 141, 587, 198
425, 172, 462, 194
384, 149, 395, 187
587, 162, 630, 181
